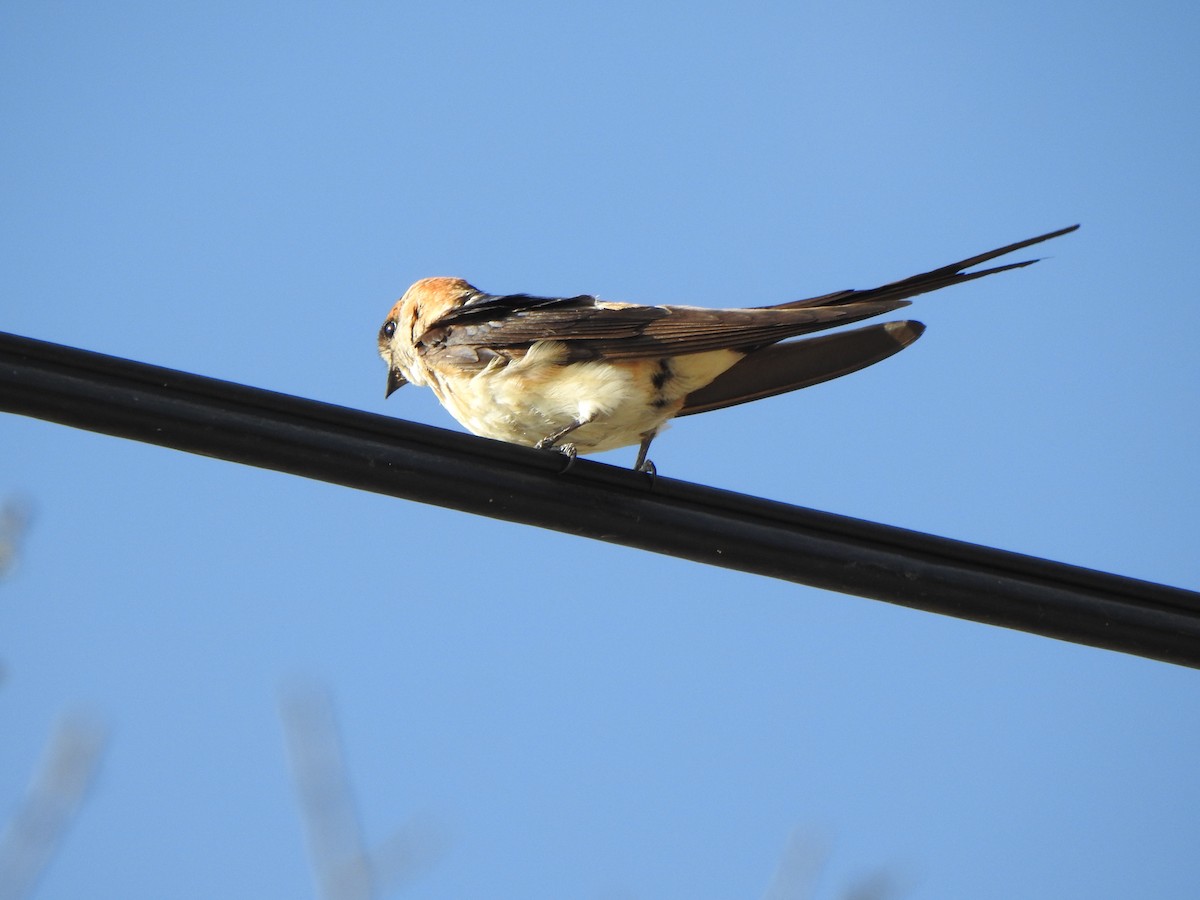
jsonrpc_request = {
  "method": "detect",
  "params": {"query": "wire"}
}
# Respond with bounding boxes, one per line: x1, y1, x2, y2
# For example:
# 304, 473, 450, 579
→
3, 329, 1198, 668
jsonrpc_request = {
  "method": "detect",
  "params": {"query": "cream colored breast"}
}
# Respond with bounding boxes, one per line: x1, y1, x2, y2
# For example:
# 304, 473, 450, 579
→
424, 344, 743, 453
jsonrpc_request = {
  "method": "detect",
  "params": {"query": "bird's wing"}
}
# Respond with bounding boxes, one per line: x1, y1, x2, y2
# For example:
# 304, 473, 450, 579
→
420, 294, 910, 370
765, 224, 1079, 311
679, 226, 1079, 415
419, 224, 1078, 372
677, 320, 925, 416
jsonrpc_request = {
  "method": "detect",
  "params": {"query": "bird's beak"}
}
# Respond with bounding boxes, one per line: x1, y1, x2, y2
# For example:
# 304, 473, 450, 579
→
385, 367, 407, 398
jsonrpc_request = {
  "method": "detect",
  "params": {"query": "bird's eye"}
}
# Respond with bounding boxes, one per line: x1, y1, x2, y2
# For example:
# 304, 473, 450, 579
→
382, 320, 397, 339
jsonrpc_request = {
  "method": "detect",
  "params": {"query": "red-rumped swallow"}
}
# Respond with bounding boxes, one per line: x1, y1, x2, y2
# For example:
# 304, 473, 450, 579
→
378, 225, 1077, 472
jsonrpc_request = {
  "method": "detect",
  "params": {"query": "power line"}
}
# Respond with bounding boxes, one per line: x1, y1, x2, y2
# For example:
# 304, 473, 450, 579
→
2, 329, 1198, 668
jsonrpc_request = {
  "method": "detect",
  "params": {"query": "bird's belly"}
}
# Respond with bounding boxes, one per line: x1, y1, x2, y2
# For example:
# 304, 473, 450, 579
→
430, 350, 741, 454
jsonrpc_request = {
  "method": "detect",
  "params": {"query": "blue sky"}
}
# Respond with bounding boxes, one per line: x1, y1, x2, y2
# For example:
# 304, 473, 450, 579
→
2, 2, 1198, 898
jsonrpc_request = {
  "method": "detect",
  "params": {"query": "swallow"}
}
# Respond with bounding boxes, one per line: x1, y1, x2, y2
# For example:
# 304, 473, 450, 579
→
378, 224, 1078, 472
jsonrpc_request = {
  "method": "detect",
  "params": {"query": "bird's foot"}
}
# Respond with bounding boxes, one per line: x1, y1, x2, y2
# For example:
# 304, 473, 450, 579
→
554, 442, 578, 474
633, 432, 657, 480
533, 435, 577, 472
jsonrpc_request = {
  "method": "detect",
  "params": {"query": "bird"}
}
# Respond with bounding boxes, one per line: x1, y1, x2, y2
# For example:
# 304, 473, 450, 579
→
377, 224, 1078, 473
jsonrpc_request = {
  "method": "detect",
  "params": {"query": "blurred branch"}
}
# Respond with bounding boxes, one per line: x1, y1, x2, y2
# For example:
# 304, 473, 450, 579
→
761, 829, 905, 900
0, 496, 32, 583
843, 870, 904, 900
3, 330, 1199, 668
0, 715, 106, 900
761, 828, 830, 900
278, 684, 445, 899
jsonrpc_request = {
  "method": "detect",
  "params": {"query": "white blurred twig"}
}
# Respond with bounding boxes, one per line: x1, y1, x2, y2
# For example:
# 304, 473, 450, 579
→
0, 714, 107, 900
0, 497, 33, 583
278, 683, 446, 900
761, 828, 831, 900
760, 827, 905, 900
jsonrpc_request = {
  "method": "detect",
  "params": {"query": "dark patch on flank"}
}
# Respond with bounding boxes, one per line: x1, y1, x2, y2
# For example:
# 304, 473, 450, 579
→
651, 358, 673, 390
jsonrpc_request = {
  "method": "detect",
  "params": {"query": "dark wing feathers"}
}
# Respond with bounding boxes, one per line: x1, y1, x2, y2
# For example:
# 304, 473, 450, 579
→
456, 292, 599, 315
421, 225, 1078, 371
677, 320, 925, 416
770, 225, 1079, 310
424, 298, 910, 367
578, 299, 910, 360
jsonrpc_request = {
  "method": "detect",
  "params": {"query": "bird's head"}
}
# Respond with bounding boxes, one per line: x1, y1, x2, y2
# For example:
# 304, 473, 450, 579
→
378, 277, 478, 395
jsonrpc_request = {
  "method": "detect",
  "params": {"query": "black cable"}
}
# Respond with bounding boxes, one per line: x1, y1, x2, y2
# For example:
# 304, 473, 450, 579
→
2, 329, 1197, 668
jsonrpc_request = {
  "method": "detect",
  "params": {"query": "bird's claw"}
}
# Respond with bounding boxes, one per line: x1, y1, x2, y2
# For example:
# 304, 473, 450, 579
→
635, 457, 657, 488
554, 442, 577, 474
536, 437, 577, 473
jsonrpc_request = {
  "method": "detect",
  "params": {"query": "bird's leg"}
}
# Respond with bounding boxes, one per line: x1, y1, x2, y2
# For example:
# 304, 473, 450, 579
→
535, 418, 592, 473
535, 418, 585, 451
634, 432, 657, 476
